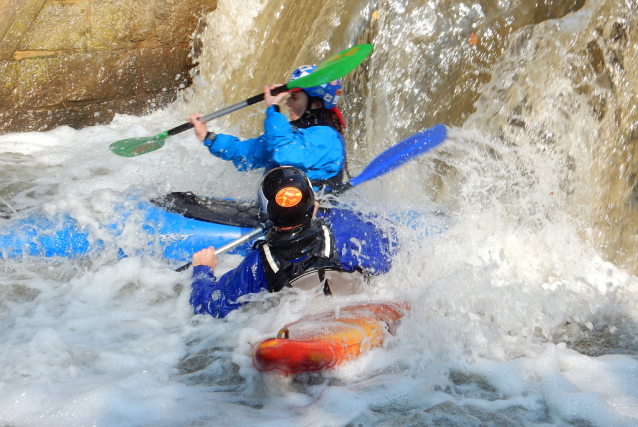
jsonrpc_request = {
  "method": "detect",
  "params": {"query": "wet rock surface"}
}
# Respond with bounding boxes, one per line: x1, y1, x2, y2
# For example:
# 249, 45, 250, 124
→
0, 0, 217, 134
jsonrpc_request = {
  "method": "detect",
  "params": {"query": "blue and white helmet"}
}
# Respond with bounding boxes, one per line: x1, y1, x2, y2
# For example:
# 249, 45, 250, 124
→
288, 65, 342, 110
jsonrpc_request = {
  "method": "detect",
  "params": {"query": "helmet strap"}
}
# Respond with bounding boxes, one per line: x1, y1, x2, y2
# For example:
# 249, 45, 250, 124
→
306, 96, 322, 114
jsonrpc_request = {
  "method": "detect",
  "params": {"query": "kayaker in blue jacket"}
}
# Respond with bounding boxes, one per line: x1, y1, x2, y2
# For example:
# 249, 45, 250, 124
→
188, 65, 349, 191
190, 167, 393, 319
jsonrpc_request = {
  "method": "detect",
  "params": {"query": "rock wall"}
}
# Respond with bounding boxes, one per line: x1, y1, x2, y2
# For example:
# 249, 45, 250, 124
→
0, 0, 216, 134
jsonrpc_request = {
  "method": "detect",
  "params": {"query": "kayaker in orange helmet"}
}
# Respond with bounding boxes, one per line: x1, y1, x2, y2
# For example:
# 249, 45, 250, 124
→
189, 167, 393, 318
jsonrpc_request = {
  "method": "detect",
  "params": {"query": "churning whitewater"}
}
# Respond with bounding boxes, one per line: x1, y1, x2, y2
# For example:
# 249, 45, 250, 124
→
2, 0, 638, 426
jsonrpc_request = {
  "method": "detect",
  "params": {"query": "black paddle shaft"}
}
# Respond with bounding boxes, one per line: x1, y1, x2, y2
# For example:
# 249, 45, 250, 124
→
166, 85, 291, 137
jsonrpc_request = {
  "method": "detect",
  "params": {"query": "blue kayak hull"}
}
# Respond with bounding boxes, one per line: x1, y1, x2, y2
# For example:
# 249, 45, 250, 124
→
0, 202, 255, 262
0, 194, 444, 263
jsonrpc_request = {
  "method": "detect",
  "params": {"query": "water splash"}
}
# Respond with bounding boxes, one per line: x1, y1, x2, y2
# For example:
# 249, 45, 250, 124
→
1, 0, 638, 425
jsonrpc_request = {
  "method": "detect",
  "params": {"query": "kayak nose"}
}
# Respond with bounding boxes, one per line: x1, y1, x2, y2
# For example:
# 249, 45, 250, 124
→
253, 338, 338, 374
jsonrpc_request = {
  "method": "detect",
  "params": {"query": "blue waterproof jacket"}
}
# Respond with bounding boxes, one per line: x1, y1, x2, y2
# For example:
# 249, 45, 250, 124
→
190, 208, 396, 318
205, 106, 345, 182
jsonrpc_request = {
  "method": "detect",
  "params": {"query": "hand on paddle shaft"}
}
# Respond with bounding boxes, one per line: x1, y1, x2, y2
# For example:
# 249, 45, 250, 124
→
192, 246, 218, 269
175, 124, 448, 272
175, 225, 268, 272
110, 45, 374, 157
190, 85, 287, 142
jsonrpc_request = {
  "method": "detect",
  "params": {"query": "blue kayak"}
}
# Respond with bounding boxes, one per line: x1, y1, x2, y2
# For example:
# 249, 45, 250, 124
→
0, 193, 443, 262
0, 194, 258, 262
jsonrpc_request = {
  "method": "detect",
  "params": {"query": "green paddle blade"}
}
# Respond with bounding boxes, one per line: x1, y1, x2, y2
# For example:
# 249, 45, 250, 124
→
287, 44, 374, 90
109, 131, 169, 157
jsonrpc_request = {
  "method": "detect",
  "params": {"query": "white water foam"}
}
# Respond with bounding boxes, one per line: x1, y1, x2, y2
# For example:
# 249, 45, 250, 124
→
2, 0, 638, 425
1, 116, 638, 426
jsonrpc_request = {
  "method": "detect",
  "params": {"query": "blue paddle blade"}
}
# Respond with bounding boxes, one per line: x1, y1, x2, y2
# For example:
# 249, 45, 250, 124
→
350, 124, 447, 187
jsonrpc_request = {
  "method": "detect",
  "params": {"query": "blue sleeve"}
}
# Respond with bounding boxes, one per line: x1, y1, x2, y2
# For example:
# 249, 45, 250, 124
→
205, 133, 270, 171
189, 250, 267, 318
204, 106, 345, 181
320, 208, 397, 275
263, 107, 345, 182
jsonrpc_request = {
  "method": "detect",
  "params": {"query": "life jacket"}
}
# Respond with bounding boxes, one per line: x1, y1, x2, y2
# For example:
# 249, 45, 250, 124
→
310, 167, 350, 194
290, 108, 351, 193
257, 223, 364, 295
